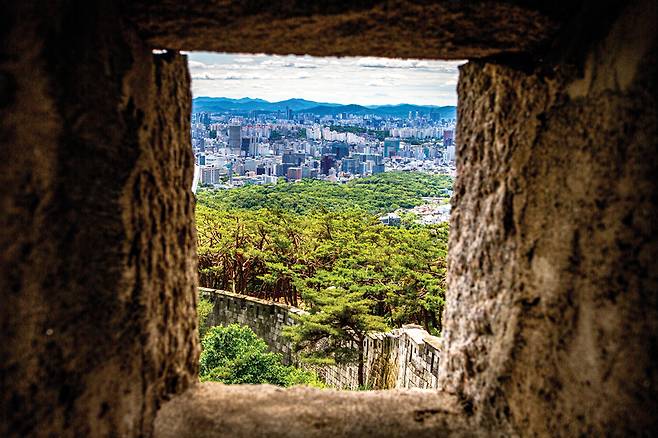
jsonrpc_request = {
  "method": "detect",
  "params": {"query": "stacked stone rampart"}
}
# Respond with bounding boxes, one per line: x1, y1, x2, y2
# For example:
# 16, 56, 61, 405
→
200, 288, 303, 365
199, 288, 442, 389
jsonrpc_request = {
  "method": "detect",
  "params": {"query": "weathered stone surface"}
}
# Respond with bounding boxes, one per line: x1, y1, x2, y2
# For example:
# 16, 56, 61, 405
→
201, 287, 300, 364
154, 383, 477, 438
125, 0, 565, 60
441, 1, 658, 434
0, 3, 198, 437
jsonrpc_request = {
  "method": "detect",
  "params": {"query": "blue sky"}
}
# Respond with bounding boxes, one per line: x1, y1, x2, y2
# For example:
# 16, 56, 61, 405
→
187, 52, 463, 106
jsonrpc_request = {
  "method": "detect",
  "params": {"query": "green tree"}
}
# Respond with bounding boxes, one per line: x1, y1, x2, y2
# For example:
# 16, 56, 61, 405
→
200, 324, 322, 387
195, 171, 451, 334
196, 208, 448, 333
284, 286, 388, 387
197, 295, 214, 341
197, 171, 453, 215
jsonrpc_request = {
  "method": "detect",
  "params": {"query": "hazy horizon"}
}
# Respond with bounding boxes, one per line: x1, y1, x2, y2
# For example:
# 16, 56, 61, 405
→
192, 95, 457, 108
188, 52, 463, 106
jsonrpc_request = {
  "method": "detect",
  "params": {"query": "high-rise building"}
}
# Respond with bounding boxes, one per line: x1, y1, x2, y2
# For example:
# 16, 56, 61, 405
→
341, 158, 360, 174
282, 152, 305, 166
446, 145, 456, 162
320, 154, 336, 175
228, 124, 242, 151
248, 140, 258, 157
276, 163, 291, 177
443, 130, 454, 146
355, 153, 383, 166
331, 142, 349, 159
200, 167, 223, 185
384, 138, 400, 157
197, 112, 211, 125
240, 137, 257, 156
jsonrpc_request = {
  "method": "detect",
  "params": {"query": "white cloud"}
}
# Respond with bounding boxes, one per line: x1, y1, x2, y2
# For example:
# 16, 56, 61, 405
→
292, 62, 318, 69
187, 60, 211, 69
187, 52, 464, 106
356, 58, 409, 68
354, 57, 461, 72
365, 80, 389, 87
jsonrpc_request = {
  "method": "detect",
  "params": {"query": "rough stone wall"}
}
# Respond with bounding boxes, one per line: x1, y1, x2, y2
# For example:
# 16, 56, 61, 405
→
392, 328, 442, 390
0, 3, 198, 437
201, 288, 300, 365
125, 0, 567, 60
154, 383, 473, 438
200, 288, 443, 390
441, 0, 658, 435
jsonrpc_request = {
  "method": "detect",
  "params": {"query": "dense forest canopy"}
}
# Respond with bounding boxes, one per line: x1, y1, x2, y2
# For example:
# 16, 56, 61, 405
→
196, 172, 452, 340
197, 172, 452, 215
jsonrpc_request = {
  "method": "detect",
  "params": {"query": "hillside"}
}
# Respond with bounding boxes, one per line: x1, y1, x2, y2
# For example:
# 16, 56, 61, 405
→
192, 97, 339, 113
197, 171, 453, 215
192, 97, 456, 119
195, 171, 452, 334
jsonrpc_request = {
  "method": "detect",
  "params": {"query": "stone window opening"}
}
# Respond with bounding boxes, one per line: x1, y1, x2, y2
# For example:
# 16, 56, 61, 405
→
2, 1, 656, 437
190, 50, 456, 394
156, 10, 658, 430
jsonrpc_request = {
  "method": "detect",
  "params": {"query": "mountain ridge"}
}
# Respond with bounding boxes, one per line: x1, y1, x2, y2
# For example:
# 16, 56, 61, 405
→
192, 97, 456, 119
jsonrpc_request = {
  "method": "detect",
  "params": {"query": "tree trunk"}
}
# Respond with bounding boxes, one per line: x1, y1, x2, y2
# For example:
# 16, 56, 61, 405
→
357, 343, 365, 388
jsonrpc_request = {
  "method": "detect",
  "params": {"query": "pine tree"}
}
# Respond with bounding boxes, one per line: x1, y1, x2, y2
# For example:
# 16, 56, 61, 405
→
284, 285, 388, 387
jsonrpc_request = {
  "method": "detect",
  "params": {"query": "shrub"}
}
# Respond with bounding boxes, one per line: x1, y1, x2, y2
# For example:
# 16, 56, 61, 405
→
197, 296, 214, 340
199, 324, 323, 387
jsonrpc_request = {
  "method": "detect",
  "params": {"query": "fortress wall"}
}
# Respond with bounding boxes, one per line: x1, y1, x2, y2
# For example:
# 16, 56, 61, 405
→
200, 288, 442, 390
201, 288, 300, 365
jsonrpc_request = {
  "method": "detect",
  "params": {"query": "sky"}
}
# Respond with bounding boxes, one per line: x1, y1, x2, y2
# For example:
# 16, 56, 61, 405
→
187, 52, 464, 106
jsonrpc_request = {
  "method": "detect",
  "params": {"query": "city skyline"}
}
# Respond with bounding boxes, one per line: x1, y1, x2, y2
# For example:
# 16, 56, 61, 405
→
188, 52, 464, 106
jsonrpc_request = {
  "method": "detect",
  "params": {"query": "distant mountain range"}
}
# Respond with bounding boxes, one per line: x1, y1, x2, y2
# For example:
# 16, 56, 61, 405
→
192, 97, 456, 119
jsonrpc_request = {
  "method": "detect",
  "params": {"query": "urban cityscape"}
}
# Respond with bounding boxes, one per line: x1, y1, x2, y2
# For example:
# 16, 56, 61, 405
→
192, 54, 457, 388
191, 97, 457, 190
